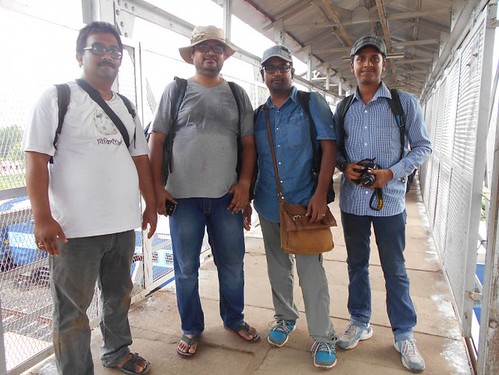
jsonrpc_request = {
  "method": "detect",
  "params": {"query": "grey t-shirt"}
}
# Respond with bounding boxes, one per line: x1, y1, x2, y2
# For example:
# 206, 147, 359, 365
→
151, 79, 254, 199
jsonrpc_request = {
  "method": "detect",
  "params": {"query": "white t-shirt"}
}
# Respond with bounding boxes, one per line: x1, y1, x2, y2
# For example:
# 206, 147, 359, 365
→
22, 81, 149, 238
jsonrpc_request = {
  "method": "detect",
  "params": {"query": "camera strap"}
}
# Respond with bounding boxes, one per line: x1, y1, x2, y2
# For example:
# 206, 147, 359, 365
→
369, 188, 384, 211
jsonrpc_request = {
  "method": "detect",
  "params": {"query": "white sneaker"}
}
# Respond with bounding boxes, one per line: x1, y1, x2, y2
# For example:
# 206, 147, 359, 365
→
394, 338, 426, 372
336, 322, 373, 350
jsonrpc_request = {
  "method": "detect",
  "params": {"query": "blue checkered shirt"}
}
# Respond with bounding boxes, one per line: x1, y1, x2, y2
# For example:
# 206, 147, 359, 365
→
335, 82, 432, 216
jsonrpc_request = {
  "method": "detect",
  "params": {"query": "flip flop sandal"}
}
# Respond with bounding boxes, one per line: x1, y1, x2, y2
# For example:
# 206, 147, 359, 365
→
112, 352, 151, 375
225, 322, 260, 342
177, 334, 201, 357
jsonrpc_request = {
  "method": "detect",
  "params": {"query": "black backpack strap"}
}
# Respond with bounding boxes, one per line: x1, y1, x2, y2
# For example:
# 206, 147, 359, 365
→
116, 93, 137, 146
296, 91, 319, 170
335, 93, 355, 162
76, 79, 130, 148
162, 77, 188, 181
297, 90, 335, 202
51, 83, 71, 163
227, 81, 242, 129
116, 93, 136, 119
54, 83, 70, 151
388, 88, 406, 160
227, 81, 246, 180
254, 104, 264, 122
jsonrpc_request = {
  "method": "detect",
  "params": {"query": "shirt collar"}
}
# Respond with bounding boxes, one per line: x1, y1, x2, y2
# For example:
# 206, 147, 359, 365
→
353, 81, 391, 104
266, 86, 298, 109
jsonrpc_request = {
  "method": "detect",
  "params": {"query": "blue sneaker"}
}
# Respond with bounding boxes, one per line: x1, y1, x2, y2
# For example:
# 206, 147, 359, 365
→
267, 319, 296, 347
336, 322, 373, 349
394, 339, 426, 372
311, 341, 337, 369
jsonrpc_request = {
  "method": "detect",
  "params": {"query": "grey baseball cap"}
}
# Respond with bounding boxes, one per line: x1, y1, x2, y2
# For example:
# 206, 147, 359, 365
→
261, 44, 293, 65
350, 35, 387, 57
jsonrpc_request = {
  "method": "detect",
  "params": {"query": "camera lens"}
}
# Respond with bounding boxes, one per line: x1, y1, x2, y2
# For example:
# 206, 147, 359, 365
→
360, 174, 376, 187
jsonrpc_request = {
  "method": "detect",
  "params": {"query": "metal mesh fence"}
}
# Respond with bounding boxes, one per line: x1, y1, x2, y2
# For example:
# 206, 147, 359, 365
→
1, 207, 53, 372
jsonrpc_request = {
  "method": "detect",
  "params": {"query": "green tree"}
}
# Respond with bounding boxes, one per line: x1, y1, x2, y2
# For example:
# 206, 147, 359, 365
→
0, 125, 23, 160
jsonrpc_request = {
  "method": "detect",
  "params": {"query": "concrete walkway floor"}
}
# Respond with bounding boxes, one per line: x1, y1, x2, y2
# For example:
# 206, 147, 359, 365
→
30, 184, 473, 374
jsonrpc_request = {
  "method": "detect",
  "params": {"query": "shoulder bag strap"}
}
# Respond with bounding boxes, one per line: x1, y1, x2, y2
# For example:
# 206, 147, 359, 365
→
76, 78, 130, 148
263, 104, 284, 202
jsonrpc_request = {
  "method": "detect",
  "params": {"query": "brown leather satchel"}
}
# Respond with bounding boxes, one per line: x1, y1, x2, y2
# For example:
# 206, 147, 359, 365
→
279, 201, 336, 254
263, 104, 336, 255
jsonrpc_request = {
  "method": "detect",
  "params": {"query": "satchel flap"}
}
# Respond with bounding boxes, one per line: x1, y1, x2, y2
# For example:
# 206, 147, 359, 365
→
280, 201, 337, 230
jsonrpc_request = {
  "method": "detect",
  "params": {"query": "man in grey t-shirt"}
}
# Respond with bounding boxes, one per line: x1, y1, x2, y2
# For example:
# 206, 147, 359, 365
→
149, 25, 258, 357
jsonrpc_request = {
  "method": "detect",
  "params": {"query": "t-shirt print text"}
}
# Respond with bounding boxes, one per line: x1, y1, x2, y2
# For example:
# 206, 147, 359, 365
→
93, 109, 123, 146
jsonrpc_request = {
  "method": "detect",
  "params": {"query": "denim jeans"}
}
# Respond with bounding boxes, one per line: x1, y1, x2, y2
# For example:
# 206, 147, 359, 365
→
340, 211, 417, 340
50, 230, 135, 375
169, 193, 245, 335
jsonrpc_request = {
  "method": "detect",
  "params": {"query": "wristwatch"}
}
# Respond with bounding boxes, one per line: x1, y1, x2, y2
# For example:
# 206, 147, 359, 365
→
338, 161, 346, 172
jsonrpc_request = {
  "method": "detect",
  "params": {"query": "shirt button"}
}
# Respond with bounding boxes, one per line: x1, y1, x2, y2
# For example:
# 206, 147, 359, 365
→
276, 127, 279, 131
280, 180, 283, 183
277, 144, 280, 148
365, 191, 369, 194
364, 143, 367, 146
364, 110, 368, 113
364, 126, 367, 129
278, 162, 282, 165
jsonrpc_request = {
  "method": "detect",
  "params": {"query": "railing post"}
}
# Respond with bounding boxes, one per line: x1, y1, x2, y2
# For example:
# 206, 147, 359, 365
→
0, 297, 7, 375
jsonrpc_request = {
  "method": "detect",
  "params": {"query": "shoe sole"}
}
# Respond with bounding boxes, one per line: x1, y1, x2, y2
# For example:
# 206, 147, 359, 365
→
337, 327, 373, 350
394, 343, 425, 373
314, 358, 337, 369
267, 324, 296, 348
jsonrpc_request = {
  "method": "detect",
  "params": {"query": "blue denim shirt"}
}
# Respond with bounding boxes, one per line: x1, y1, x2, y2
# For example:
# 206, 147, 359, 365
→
254, 87, 336, 223
335, 82, 432, 216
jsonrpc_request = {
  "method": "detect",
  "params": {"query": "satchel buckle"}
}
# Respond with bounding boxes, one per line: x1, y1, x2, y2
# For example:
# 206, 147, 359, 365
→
292, 215, 304, 221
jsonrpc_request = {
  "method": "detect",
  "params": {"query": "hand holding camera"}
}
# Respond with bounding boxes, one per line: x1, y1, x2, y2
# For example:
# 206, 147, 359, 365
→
352, 158, 381, 187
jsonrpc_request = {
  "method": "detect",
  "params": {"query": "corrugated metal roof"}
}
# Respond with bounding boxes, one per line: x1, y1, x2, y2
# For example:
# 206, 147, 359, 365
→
226, 0, 454, 97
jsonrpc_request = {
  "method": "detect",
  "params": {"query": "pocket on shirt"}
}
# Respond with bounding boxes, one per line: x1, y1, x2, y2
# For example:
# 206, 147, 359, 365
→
287, 112, 309, 148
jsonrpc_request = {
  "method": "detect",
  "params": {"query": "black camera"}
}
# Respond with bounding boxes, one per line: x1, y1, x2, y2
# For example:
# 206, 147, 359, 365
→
353, 158, 380, 187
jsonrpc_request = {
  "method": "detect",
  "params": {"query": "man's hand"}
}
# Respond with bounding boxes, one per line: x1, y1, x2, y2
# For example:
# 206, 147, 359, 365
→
142, 205, 158, 239
343, 162, 363, 182
368, 168, 393, 188
342, 162, 393, 189
228, 181, 250, 214
156, 188, 176, 216
243, 203, 253, 231
34, 217, 67, 256
306, 193, 329, 223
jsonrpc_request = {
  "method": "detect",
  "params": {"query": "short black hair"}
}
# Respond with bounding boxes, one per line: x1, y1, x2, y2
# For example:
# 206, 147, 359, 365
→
76, 21, 123, 53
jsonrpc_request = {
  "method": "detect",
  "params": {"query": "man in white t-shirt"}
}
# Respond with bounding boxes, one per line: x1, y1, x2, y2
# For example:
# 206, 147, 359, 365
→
22, 22, 156, 375
149, 25, 258, 357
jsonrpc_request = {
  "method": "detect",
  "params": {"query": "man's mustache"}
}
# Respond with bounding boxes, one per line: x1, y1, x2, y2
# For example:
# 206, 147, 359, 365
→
97, 61, 116, 69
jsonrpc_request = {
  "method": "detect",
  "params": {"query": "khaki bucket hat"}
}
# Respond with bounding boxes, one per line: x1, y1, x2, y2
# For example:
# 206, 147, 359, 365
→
179, 25, 237, 64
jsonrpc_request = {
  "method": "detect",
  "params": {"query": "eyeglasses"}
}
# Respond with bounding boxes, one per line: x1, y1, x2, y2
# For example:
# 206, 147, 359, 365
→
262, 64, 292, 74
194, 43, 225, 54
83, 43, 122, 60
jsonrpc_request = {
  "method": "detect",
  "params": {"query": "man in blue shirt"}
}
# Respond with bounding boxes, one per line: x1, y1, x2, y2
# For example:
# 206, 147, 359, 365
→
334, 35, 432, 373
250, 45, 338, 369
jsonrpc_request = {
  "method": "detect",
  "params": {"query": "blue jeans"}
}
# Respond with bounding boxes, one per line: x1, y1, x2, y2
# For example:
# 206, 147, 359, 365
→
50, 230, 135, 375
169, 193, 245, 335
340, 211, 417, 340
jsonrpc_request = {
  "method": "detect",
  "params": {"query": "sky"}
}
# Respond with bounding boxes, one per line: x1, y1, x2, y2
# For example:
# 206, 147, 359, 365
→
0, 0, 309, 129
